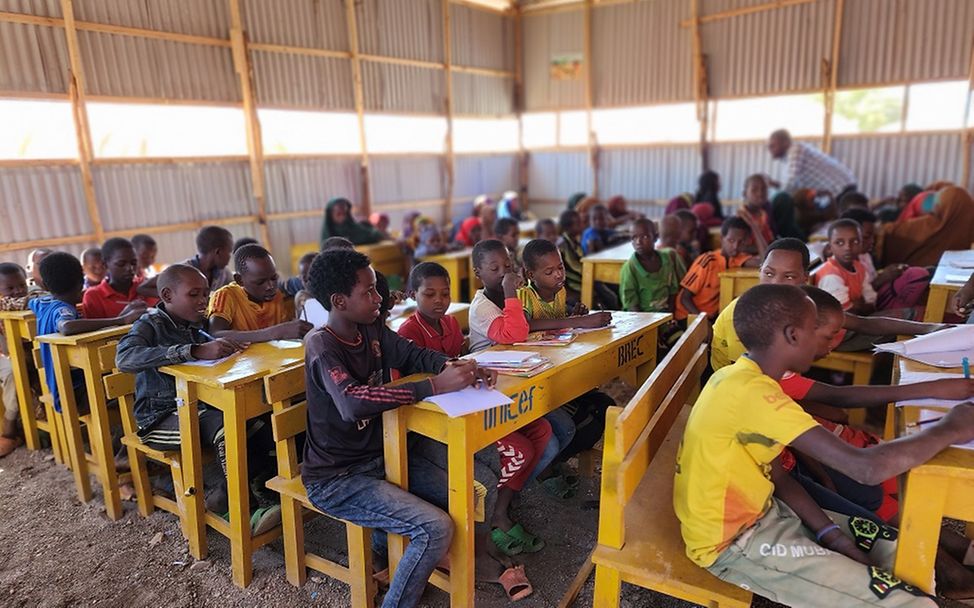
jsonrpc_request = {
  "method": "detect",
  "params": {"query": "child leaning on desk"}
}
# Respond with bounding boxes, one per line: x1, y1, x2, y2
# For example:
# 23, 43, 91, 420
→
300, 249, 540, 608
115, 264, 282, 534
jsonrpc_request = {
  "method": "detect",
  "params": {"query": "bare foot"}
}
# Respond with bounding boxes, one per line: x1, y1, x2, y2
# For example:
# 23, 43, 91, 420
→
0, 435, 23, 458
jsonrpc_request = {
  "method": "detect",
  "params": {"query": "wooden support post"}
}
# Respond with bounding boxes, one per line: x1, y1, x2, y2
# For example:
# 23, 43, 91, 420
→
514, 6, 530, 206
822, 0, 845, 154
60, 0, 103, 245
961, 34, 974, 190
345, 0, 372, 218
228, 0, 270, 247
583, 0, 598, 198
690, 0, 709, 171
442, 0, 457, 226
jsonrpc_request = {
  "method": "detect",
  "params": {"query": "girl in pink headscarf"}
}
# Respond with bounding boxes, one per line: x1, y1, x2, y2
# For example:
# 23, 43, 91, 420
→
455, 217, 483, 248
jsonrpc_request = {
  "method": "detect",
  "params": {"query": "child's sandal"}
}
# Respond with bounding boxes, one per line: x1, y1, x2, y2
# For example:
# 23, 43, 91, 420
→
540, 476, 576, 499
490, 528, 524, 557
505, 523, 544, 553
498, 564, 533, 601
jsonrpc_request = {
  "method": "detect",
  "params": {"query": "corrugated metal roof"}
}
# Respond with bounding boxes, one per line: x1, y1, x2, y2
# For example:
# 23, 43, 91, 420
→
370, 155, 445, 203
78, 31, 240, 102
599, 145, 701, 202
592, 0, 694, 107
839, 0, 974, 87
72, 0, 230, 39
357, 0, 444, 63
526, 150, 591, 200
701, 0, 834, 98
252, 51, 355, 110
451, 3, 514, 71
0, 165, 92, 243
522, 9, 584, 110
362, 61, 446, 113
242, 0, 348, 50
264, 157, 362, 214
454, 153, 517, 196
0, 0, 60, 17
453, 71, 514, 115
831, 133, 963, 199
707, 140, 796, 199
92, 161, 255, 232
0, 21, 69, 94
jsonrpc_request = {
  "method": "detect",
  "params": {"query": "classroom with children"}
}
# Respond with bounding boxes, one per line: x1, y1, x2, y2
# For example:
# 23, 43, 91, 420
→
2, 1, 974, 607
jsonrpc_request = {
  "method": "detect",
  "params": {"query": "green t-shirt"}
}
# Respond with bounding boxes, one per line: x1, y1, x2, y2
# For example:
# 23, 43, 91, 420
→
619, 248, 686, 312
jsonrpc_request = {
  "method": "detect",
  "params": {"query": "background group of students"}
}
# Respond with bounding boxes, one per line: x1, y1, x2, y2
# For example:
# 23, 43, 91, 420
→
2, 174, 974, 607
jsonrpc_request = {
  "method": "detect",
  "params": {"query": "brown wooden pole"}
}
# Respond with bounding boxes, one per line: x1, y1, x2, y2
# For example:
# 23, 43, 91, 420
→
443, 0, 457, 226
345, 0, 372, 218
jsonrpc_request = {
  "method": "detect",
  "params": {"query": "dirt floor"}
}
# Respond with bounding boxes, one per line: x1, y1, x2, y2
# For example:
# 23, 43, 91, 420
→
0, 380, 962, 607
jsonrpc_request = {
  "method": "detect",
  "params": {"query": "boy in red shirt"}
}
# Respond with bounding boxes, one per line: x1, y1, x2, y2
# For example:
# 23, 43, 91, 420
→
83, 238, 152, 319
815, 218, 877, 315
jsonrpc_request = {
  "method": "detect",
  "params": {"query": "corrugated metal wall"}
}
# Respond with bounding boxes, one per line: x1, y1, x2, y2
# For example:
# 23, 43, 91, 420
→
0, 165, 92, 242
708, 140, 798, 199
599, 145, 701, 203
362, 62, 446, 113
527, 150, 591, 201
454, 153, 517, 197
252, 52, 355, 110
242, 0, 348, 50
523, 9, 584, 110
451, 3, 513, 71
72, 0, 231, 38
0, 0, 60, 17
452, 71, 514, 115
831, 133, 964, 198
0, 21, 69, 93
356, 0, 444, 63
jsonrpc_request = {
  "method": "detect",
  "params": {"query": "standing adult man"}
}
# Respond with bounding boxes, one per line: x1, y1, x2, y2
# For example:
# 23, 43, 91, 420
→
768, 129, 857, 197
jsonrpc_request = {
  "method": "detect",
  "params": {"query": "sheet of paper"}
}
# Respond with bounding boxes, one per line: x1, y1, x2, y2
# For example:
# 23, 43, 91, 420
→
466, 350, 539, 365
267, 339, 303, 349
897, 373, 968, 408
425, 386, 513, 418
301, 298, 329, 329
875, 325, 974, 357
182, 352, 239, 367
946, 274, 972, 284
914, 409, 974, 449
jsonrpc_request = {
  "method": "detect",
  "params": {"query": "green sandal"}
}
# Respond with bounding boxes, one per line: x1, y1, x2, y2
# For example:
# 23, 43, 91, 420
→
490, 528, 525, 557
541, 475, 577, 499
505, 523, 544, 553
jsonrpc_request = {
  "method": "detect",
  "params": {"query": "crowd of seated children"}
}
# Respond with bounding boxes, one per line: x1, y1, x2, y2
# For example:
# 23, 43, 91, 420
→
580, 204, 625, 255
131, 233, 159, 279
605, 195, 642, 227
206, 244, 311, 342
674, 209, 703, 266
737, 174, 775, 249
83, 238, 151, 320
0, 263, 32, 457
619, 218, 686, 314
675, 216, 761, 322
81, 248, 106, 290
320, 197, 384, 247
676, 283, 974, 605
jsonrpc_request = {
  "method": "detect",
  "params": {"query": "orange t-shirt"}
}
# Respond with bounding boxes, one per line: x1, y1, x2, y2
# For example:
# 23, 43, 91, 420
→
207, 283, 289, 331
675, 251, 752, 320
738, 206, 774, 244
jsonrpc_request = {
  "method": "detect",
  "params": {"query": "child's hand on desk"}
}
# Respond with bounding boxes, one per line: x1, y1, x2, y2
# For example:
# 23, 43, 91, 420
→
474, 366, 497, 389
273, 319, 314, 340
192, 338, 246, 360
939, 402, 974, 443
569, 301, 589, 316
120, 301, 148, 324
432, 359, 477, 393
927, 379, 974, 401
574, 311, 611, 329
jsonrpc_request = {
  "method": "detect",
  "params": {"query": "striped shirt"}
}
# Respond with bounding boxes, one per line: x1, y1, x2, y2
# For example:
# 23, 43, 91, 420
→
783, 142, 857, 196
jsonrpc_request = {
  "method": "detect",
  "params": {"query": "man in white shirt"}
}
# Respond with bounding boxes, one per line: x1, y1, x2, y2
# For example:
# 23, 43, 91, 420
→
768, 129, 857, 197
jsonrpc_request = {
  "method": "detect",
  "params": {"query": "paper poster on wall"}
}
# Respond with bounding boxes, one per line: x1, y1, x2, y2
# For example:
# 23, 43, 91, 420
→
550, 52, 583, 80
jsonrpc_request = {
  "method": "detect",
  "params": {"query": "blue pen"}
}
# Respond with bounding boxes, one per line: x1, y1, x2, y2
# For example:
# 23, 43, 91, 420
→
198, 329, 217, 342
964, 356, 971, 380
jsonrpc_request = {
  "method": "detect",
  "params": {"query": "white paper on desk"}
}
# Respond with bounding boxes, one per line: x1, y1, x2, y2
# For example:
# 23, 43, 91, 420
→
182, 352, 240, 367
876, 325, 974, 356
573, 324, 614, 335
946, 273, 973, 284
467, 350, 539, 365
425, 387, 512, 418
897, 372, 969, 408
267, 339, 303, 349
950, 261, 974, 269
915, 410, 974, 449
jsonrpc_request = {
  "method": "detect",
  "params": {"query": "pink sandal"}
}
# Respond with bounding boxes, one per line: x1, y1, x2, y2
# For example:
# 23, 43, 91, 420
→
0, 436, 22, 458
498, 564, 533, 601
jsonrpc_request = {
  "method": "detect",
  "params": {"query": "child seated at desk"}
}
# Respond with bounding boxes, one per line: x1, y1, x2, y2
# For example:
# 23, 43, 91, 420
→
675, 216, 760, 322
534, 218, 558, 244
815, 218, 878, 316
737, 173, 775, 246
31, 252, 144, 416
0, 263, 32, 457
301, 249, 535, 604
83, 237, 153, 319
132, 233, 159, 280
494, 217, 522, 273
81, 247, 105, 291
206, 244, 311, 342
454, 217, 483, 248
400, 261, 552, 561
413, 224, 450, 259
115, 264, 280, 532
619, 218, 686, 313
139, 226, 235, 299
676, 283, 974, 605
557, 210, 586, 304
674, 208, 703, 259
26, 249, 51, 294
581, 204, 625, 255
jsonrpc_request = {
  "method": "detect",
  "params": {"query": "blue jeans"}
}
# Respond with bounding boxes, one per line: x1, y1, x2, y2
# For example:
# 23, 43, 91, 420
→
305, 455, 453, 608
528, 408, 575, 482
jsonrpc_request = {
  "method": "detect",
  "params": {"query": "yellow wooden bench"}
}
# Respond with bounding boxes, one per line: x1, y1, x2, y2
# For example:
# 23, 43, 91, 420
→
561, 315, 752, 608
30, 344, 68, 467
263, 365, 377, 607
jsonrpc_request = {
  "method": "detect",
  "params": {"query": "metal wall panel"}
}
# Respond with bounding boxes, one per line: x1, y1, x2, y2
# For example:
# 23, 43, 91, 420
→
370, 155, 445, 203
92, 161, 255, 232
264, 157, 362, 214
701, 0, 834, 98
266, 217, 319, 269
526, 150, 591, 200
707, 140, 796, 200
592, 0, 694, 107
242, 0, 348, 50
599, 145, 701, 203
522, 9, 585, 110
451, 3, 514, 71
839, 0, 974, 87
454, 153, 517, 197
831, 133, 963, 199
0, 22, 69, 93
72, 0, 230, 39
362, 61, 446, 114
0, 165, 92, 245
0, 0, 60, 17
78, 31, 240, 102
1, 242, 91, 267
452, 71, 514, 115
356, 0, 444, 63
252, 51, 354, 110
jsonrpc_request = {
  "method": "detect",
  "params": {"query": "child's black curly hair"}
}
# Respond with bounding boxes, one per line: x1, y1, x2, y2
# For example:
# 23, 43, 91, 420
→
307, 248, 371, 311
39, 251, 83, 297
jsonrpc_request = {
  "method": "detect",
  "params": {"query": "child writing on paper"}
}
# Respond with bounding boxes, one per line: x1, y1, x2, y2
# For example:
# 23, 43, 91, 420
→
115, 265, 284, 533
399, 261, 552, 564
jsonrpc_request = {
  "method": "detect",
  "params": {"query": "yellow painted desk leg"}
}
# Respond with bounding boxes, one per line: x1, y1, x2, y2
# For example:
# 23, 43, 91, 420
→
634, 329, 659, 385
223, 395, 253, 588
81, 345, 122, 520
446, 259, 462, 304
893, 470, 946, 593
581, 261, 594, 309
176, 378, 208, 561
846, 360, 873, 428
51, 345, 92, 503
382, 407, 410, 576
5, 324, 39, 450
447, 418, 475, 608
923, 286, 949, 323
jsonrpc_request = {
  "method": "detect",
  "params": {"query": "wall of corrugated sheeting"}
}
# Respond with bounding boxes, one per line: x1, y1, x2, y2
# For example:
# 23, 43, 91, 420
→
831, 133, 965, 198
242, 0, 348, 50
0, 165, 93, 243
522, 9, 585, 110
0, 21, 69, 93
72, 0, 230, 38
252, 52, 355, 110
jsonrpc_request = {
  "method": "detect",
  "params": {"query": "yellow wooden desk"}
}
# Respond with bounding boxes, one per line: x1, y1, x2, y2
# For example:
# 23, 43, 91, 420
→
161, 341, 303, 588
922, 250, 974, 322
892, 357, 974, 592
289, 240, 404, 278
0, 310, 44, 450
387, 302, 470, 334
37, 325, 132, 520
421, 248, 478, 303
580, 242, 632, 308
717, 268, 759, 312
382, 311, 671, 607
